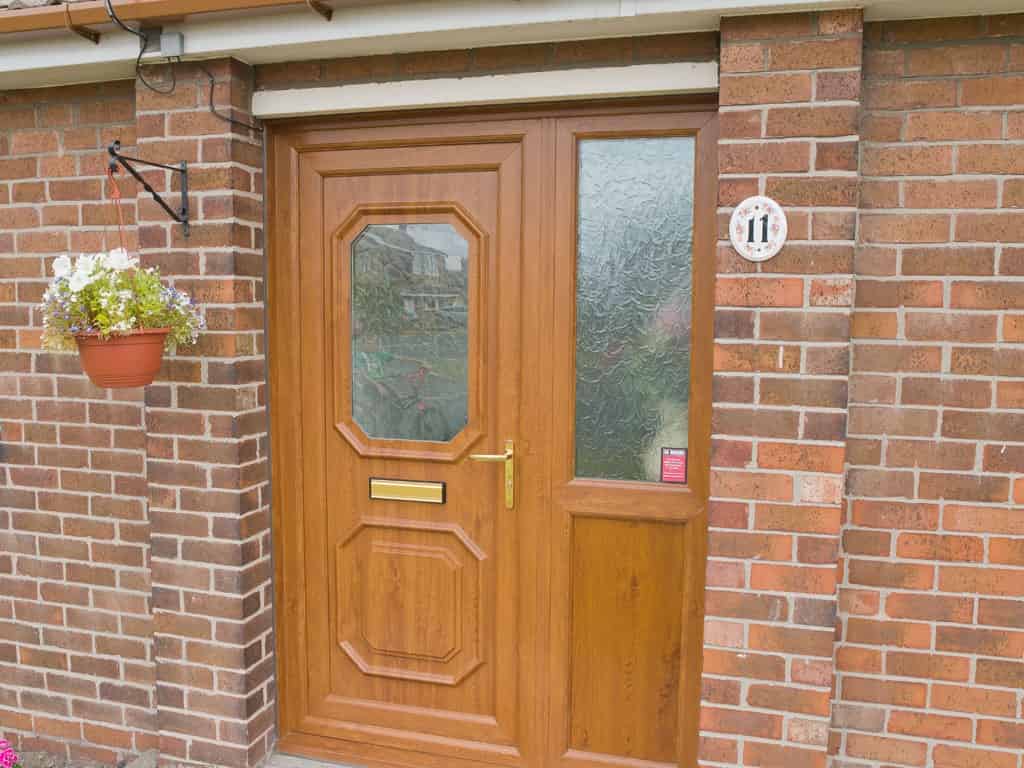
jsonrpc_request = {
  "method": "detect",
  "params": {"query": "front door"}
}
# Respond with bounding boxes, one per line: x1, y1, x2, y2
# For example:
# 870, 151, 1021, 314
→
269, 101, 716, 768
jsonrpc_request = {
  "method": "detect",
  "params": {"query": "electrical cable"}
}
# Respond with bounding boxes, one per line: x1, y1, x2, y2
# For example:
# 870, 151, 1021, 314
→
103, 0, 176, 94
194, 61, 264, 135
103, 0, 262, 133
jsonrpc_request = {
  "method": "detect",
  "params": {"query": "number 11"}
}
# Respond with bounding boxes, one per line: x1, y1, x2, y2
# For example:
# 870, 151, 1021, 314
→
747, 213, 769, 244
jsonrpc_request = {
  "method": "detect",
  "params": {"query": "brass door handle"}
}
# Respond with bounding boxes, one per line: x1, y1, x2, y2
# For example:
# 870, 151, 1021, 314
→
469, 439, 514, 509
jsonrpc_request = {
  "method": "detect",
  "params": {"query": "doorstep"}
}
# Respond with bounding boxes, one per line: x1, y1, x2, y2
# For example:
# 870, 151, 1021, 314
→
267, 753, 361, 768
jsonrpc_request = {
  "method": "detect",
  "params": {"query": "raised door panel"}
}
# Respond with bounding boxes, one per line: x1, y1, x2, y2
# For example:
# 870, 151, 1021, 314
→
281, 124, 544, 768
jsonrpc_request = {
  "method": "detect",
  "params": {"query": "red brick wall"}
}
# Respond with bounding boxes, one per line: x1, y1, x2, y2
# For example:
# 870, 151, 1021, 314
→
835, 15, 1024, 768
3, 17, 1024, 768
0, 62, 273, 768
132, 59, 274, 768
0, 81, 157, 764
708, 11, 861, 767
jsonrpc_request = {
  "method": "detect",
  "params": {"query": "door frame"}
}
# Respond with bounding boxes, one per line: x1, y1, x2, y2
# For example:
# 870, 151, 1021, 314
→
266, 96, 718, 768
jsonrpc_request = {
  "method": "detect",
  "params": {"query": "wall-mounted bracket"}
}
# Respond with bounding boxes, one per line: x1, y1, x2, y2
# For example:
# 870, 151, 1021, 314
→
108, 140, 190, 238
305, 0, 333, 21
64, 2, 101, 44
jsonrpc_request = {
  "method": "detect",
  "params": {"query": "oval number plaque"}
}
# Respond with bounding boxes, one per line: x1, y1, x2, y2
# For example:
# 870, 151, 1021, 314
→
730, 195, 787, 263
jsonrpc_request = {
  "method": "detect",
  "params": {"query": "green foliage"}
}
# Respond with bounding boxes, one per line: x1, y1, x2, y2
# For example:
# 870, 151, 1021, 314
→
39, 249, 204, 352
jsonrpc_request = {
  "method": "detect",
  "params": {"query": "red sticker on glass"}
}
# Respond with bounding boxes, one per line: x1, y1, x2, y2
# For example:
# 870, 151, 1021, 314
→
661, 447, 687, 484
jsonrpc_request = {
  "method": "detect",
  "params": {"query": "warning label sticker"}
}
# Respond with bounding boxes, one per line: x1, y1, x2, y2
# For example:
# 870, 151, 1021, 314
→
660, 447, 687, 484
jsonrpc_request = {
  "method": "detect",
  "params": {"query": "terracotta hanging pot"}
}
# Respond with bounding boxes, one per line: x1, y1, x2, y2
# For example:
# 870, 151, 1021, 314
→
74, 328, 170, 388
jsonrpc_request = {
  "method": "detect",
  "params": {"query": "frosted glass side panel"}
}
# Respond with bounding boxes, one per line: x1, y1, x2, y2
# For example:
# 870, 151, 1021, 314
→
574, 137, 695, 482
351, 223, 469, 442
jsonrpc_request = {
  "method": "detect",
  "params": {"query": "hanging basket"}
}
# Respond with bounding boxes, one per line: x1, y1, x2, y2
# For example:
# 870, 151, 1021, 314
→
75, 328, 170, 388
75, 167, 172, 389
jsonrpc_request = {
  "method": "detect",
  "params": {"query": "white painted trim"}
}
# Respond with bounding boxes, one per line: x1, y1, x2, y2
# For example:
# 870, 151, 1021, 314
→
4, 0, 1024, 90
251, 61, 718, 119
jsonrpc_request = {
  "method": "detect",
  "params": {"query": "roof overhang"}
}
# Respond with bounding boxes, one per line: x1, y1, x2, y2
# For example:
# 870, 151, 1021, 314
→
2, 0, 1023, 90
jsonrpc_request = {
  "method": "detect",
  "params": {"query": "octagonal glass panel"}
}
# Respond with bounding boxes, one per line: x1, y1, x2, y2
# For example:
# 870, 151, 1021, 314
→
351, 223, 469, 442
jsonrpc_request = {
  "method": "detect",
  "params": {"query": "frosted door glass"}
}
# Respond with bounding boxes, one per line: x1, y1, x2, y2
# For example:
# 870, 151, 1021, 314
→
351, 223, 469, 442
574, 137, 695, 482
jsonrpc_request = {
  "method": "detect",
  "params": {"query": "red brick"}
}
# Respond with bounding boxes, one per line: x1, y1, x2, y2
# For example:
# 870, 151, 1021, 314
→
886, 651, 971, 682
860, 114, 903, 142
936, 626, 1024, 658
919, 471, 1010, 502
719, 44, 765, 73
933, 745, 1018, 768
715, 278, 804, 307
747, 684, 831, 716
902, 378, 991, 408
975, 659, 1024, 690
843, 529, 890, 556
843, 676, 927, 707
863, 80, 956, 109
767, 38, 860, 70
959, 144, 1024, 174
765, 105, 857, 137
757, 442, 845, 473
933, 684, 1018, 717
905, 180, 998, 209
720, 73, 812, 105
751, 563, 835, 594
904, 110, 1003, 141
711, 470, 793, 501
957, 213, 1024, 243
940, 566, 1024, 597
699, 706, 782, 739
961, 75, 1024, 105
886, 439, 977, 470
846, 617, 931, 649
889, 710, 972, 742
885, 593, 974, 623
860, 214, 950, 244
720, 141, 812, 173
942, 505, 1024, 536
816, 70, 861, 101
989, 538, 1024, 566
837, 646, 882, 674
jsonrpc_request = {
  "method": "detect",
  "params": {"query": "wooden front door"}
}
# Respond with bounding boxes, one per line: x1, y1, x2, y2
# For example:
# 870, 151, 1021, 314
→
269, 101, 716, 768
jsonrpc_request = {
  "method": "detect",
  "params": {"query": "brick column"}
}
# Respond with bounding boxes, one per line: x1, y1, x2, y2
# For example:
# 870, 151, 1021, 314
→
133, 59, 274, 767
836, 17, 1024, 768
705, 11, 862, 766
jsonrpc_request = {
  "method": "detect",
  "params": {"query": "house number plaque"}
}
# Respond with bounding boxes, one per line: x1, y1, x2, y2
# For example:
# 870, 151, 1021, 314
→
730, 195, 787, 263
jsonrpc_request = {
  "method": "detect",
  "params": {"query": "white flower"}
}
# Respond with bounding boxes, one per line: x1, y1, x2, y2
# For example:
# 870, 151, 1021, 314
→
68, 272, 90, 292
74, 253, 97, 275
103, 248, 137, 271
52, 255, 72, 278
68, 254, 99, 292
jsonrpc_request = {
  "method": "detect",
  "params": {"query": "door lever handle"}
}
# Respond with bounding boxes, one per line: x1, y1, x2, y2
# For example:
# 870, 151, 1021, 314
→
469, 439, 514, 509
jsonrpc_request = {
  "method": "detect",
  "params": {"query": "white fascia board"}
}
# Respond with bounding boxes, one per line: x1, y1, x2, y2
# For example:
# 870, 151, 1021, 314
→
251, 61, 719, 119
1, 0, 835, 89
4, 0, 1024, 90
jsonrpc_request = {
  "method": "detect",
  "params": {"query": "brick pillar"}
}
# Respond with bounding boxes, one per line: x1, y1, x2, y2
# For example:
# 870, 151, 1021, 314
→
706, 11, 862, 766
836, 17, 1024, 768
133, 59, 274, 768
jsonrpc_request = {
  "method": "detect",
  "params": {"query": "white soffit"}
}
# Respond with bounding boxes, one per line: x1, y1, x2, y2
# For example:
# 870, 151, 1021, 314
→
251, 61, 719, 118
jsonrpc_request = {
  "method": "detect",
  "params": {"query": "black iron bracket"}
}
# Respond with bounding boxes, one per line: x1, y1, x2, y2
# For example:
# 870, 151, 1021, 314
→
305, 0, 333, 21
107, 140, 190, 238
64, 3, 101, 45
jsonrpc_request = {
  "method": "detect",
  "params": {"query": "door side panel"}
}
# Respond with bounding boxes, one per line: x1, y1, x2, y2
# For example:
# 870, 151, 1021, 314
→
546, 112, 717, 768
